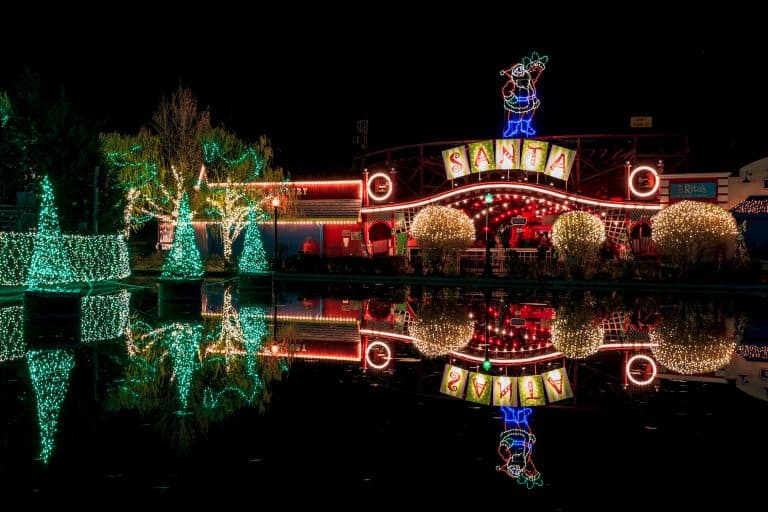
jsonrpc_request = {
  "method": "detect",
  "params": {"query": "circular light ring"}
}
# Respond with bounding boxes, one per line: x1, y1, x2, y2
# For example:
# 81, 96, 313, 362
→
628, 166, 660, 198
366, 341, 392, 370
367, 173, 393, 202
626, 354, 657, 386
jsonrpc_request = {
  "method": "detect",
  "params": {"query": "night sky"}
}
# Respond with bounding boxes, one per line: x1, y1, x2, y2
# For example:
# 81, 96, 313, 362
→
2, 22, 765, 177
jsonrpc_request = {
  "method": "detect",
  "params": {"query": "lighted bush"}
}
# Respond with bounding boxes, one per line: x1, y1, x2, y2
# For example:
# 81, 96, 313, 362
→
551, 211, 605, 276
411, 205, 474, 274
651, 201, 737, 269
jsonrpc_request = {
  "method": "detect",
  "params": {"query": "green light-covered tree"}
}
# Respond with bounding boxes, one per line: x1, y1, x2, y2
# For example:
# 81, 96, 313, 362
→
161, 193, 204, 280
28, 175, 76, 291
238, 208, 269, 274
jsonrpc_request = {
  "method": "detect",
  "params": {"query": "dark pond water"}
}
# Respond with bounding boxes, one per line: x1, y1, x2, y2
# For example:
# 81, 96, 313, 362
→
1, 279, 767, 507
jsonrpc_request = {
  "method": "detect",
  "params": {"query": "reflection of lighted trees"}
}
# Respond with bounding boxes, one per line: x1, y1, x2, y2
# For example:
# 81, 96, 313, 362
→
111, 296, 288, 452
651, 303, 739, 375
551, 303, 604, 360
201, 296, 286, 416
410, 291, 473, 357
28, 349, 75, 464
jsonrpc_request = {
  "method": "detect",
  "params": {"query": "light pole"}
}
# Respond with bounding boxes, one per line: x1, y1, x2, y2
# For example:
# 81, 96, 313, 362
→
271, 196, 281, 270
483, 192, 494, 276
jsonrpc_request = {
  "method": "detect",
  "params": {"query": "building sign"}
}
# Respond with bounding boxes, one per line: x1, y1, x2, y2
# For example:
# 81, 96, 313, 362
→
442, 146, 471, 179
466, 372, 493, 404
630, 116, 653, 128
669, 182, 717, 199
439, 365, 468, 398
542, 368, 574, 403
518, 375, 546, 406
493, 376, 518, 406
444, 138, 575, 181
544, 145, 576, 181
468, 140, 495, 174
495, 139, 521, 170
441, 365, 573, 407
521, 140, 549, 173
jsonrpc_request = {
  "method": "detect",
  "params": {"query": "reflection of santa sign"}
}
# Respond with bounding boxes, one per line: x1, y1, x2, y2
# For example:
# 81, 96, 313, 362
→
629, 166, 660, 198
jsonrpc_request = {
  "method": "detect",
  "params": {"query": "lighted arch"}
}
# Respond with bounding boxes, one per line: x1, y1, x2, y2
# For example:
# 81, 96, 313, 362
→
361, 182, 661, 215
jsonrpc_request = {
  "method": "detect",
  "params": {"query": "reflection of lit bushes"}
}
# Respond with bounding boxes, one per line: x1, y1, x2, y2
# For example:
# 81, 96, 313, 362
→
410, 309, 473, 358
551, 306, 603, 359
651, 321, 736, 375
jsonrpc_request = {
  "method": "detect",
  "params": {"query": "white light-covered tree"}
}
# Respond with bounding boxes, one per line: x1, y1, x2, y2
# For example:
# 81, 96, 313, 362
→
551, 211, 605, 277
651, 200, 738, 271
411, 206, 475, 274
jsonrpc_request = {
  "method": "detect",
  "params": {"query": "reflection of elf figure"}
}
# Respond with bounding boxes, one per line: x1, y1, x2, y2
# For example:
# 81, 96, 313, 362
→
500, 52, 548, 138
496, 407, 543, 489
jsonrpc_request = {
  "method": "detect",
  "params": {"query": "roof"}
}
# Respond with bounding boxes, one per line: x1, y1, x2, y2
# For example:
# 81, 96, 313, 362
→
293, 199, 361, 222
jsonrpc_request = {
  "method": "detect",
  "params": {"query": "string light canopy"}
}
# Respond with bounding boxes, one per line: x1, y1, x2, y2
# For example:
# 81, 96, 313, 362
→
27, 176, 76, 292
160, 193, 204, 281
409, 309, 473, 357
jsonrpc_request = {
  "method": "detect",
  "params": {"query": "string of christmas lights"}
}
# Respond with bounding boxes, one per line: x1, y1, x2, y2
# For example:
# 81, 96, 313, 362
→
28, 349, 75, 464
80, 290, 131, 343
202, 141, 264, 179
0, 233, 130, 286
160, 193, 204, 280
736, 344, 768, 361
0, 305, 24, 362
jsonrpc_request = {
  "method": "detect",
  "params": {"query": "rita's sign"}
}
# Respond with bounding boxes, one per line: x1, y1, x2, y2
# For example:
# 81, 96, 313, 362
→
669, 182, 717, 199
442, 139, 577, 182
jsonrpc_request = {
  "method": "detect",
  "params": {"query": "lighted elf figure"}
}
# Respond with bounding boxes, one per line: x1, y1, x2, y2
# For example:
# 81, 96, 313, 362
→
496, 406, 543, 489
500, 52, 548, 138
